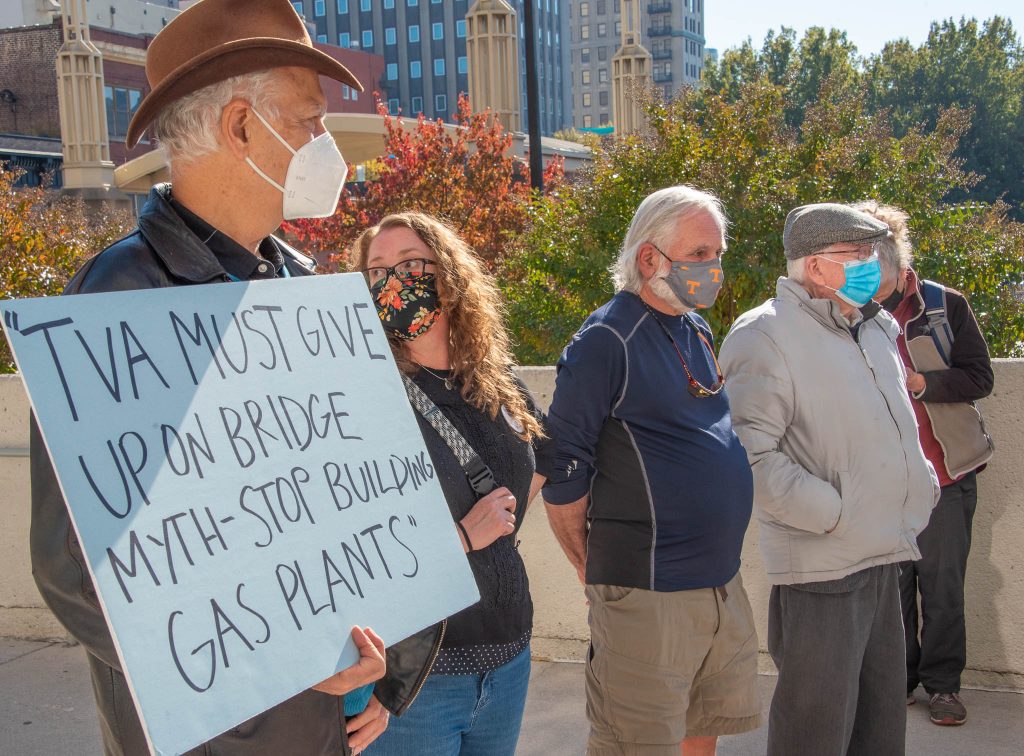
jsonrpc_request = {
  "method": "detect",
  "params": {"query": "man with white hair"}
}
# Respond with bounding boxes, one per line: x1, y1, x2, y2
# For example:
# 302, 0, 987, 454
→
719, 203, 940, 755
29, 2, 439, 754
543, 186, 761, 756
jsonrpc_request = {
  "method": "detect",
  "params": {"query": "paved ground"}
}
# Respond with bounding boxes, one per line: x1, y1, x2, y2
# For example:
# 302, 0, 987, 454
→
518, 661, 1024, 755
2, 638, 1021, 755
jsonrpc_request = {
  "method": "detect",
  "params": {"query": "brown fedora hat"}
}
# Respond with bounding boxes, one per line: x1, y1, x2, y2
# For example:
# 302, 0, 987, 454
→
125, 0, 364, 148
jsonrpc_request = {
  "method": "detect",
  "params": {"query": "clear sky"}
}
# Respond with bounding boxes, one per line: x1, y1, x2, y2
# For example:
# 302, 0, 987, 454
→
705, 1, 1021, 57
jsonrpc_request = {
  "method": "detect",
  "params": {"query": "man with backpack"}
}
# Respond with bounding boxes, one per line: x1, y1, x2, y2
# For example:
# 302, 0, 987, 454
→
856, 201, 995, 727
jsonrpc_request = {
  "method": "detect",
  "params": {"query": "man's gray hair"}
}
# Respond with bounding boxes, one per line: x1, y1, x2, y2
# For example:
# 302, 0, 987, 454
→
611, 185, 728, 293
850, 200, 913, 280
786, 256, 806, 283
152, 69, 285, 166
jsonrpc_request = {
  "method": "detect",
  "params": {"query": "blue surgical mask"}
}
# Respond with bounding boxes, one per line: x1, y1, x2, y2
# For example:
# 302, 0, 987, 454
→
820, 253, 882, 307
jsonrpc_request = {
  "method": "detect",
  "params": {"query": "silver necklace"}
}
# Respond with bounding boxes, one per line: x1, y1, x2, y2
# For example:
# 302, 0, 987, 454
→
418, 364, 454, 390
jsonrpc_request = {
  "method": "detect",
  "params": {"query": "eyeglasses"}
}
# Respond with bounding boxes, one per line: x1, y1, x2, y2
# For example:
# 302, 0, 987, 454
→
364, 258, 437, 286
651, 242, 721, 265
817, 243, 878, 262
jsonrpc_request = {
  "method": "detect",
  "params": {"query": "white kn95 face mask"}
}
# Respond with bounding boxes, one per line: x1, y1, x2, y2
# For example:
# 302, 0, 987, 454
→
245, 106, 348, 220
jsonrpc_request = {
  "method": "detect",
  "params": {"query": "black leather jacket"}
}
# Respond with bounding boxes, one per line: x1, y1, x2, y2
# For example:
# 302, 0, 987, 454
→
29, 184, 443, 756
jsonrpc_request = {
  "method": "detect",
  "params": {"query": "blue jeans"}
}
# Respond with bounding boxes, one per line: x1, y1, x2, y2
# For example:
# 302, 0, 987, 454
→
367, 645, 531, 756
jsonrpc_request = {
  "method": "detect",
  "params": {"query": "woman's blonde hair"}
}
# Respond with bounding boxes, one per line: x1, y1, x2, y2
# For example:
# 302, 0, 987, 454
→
352, 212, 542, 441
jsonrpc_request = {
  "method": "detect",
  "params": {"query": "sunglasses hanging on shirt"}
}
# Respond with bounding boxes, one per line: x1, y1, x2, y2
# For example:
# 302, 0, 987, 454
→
642, 302, 725, 398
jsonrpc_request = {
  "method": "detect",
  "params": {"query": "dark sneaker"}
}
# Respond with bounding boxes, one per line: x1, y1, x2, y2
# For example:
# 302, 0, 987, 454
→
929, 692, 967, 725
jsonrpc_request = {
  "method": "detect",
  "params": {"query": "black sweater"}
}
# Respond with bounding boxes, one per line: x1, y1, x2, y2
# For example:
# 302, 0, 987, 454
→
411, 369, 553, 650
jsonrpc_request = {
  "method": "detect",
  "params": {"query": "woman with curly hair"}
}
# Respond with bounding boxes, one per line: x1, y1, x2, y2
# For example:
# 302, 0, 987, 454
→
354, 212, 553, 756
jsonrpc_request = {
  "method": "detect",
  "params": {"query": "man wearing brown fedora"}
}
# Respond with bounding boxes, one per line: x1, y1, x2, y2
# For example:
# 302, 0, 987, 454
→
29, 1, 442, 754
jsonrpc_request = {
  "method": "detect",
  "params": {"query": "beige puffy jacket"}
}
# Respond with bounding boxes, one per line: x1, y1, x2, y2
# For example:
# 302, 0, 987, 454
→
719, 277, 940, 585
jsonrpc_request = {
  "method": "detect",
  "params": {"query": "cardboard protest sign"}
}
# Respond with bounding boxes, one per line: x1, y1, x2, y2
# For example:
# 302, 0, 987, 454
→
2, 273, 479, 755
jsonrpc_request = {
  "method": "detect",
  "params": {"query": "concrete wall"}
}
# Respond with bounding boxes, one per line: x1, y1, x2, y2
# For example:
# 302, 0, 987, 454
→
3, 362, 1023, 690
0, 374, 64, 639
516, 362, 1024, 692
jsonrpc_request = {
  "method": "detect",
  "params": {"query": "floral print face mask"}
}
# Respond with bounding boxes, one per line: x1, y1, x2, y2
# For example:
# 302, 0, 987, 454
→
370, 272, 443, 341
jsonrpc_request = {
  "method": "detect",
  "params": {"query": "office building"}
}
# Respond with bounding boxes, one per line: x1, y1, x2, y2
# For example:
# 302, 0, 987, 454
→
567, 0, 706, 129
296, 0, 570, 135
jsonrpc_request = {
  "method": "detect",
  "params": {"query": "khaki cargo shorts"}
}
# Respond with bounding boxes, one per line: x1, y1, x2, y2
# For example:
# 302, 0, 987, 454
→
584, 572, 762, 755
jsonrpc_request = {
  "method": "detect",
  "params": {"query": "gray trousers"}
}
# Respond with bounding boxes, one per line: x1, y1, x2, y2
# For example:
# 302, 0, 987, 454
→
767, 564, 906, 756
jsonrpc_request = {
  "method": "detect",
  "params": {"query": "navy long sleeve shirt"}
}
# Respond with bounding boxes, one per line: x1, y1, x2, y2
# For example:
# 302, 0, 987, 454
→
543, 292, 753, 591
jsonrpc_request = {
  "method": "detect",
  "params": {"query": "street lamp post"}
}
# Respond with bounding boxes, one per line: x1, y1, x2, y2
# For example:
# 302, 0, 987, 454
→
522, 0, 543, 192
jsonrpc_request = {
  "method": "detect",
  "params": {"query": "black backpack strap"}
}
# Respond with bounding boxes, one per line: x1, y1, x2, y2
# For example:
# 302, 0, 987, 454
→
921, 279, 954, 367
402, 376, 497, 496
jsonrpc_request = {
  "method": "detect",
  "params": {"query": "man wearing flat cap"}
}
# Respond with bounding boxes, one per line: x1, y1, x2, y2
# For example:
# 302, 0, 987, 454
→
719, 203, 940, 754
29, 1, 440, 754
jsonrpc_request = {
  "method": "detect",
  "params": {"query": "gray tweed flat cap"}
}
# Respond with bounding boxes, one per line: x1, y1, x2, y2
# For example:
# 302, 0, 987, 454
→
783, 203, 890, 260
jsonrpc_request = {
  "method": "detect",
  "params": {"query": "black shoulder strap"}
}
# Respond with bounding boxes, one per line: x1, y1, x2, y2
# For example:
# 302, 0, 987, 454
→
402, 376, 497, 496
921, 279, 954, 366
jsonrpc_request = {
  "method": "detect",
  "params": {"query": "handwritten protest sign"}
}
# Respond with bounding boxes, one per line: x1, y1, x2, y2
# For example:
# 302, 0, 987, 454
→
1, 273, 479, 755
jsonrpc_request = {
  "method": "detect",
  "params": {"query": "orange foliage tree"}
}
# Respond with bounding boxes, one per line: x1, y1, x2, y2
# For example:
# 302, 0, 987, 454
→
1, 169, 133, 371
282, 94, 563, 270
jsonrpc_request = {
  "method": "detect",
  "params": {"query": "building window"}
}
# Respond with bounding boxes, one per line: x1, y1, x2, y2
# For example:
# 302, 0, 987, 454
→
599, 90, 608, 106
337, 0, 348, 11
104, 85, 143, 140
432, 23, 443, 40
412, 96, 423, 113
583, 114, 592, 127
598, 46, 607, 61
409, 25, 420, 42
360, 0, 370, 9
291, 1, 303, 15
456, 19, 466, 37
316, 33, 327, 42
580, 47, 590, 63
580, 1, 588, 16
457, 56, 467, 74
410, 60, 422, 78
408, 0, 417, 5
598, 68, 607, 83
435, 94, 447, 111
384, 0, 394, 7
339, 32, 350, 47
434, 58, 445, 76
386, 27, 396, 44
597, 22, 606, 37
342, 84, 351, 99
580, 25, 589, 40
362, 29, 373, 48
596, 0, 606, 12
388, 98, 400, 115
581, 69, 590, 84
582, 92, 591, 107
387, 63, 398, 79
314, 0, 325, 16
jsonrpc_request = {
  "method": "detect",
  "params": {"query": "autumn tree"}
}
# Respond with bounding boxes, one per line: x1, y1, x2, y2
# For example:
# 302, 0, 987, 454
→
501, 80, 1023, 364
0, 168, 134, 371
704, 18, 1024, 215
283, 94, 562, 270
866, 17, 1024, 212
